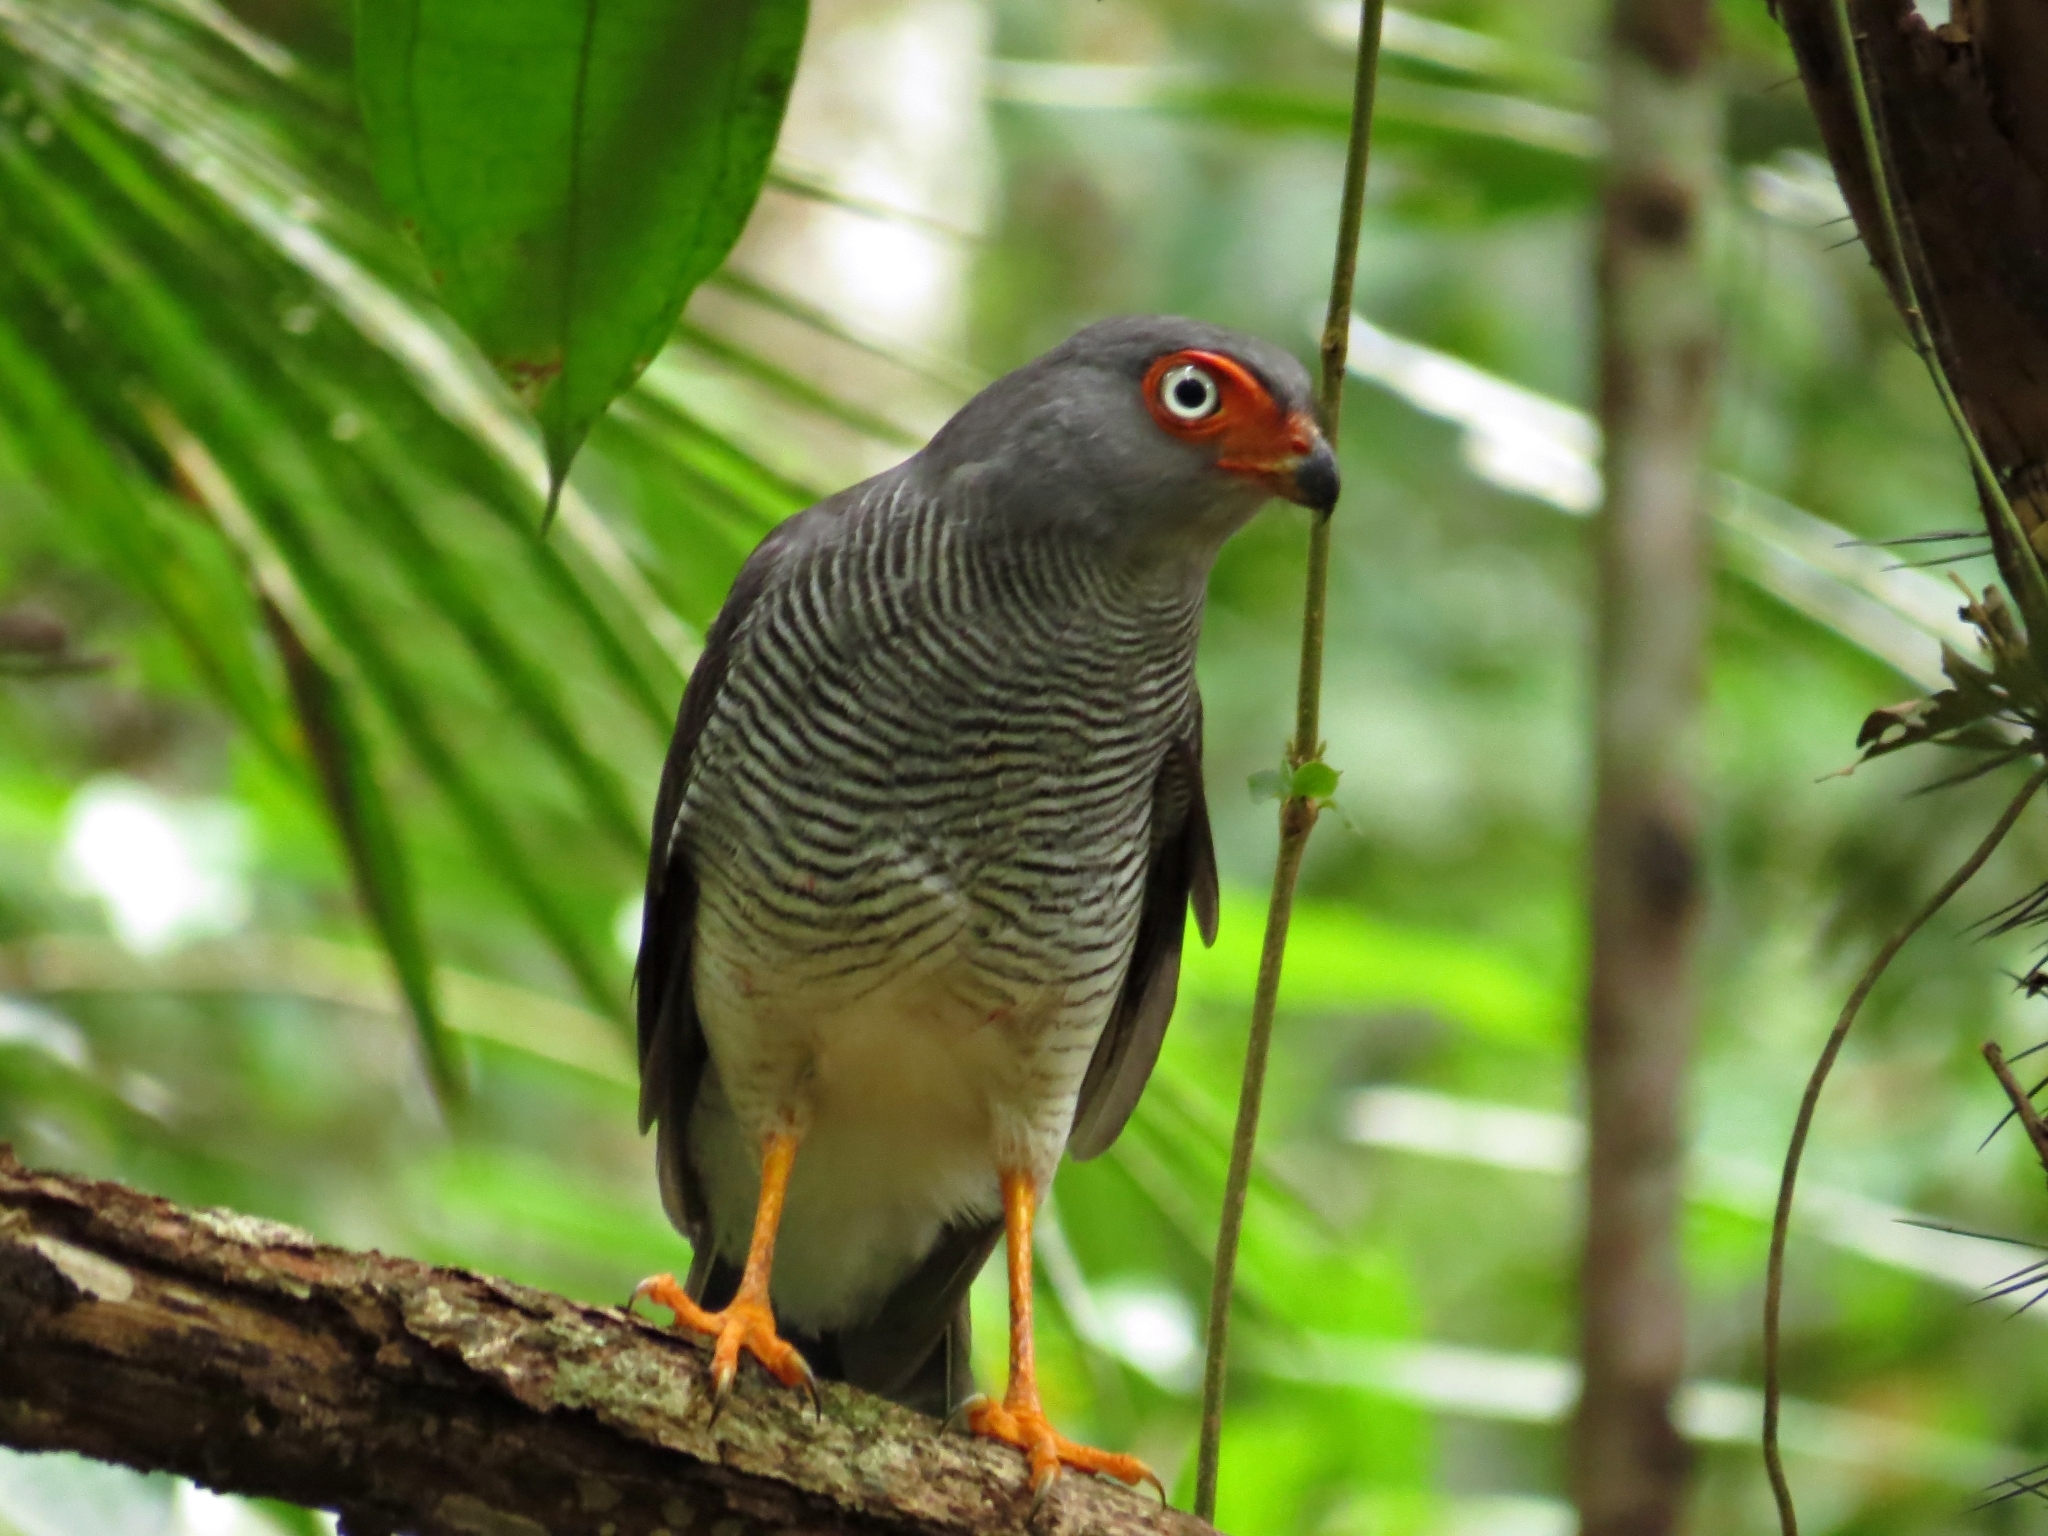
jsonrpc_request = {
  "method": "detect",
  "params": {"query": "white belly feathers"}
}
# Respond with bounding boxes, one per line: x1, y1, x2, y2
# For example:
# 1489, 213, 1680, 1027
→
689, 936, 1106, 1331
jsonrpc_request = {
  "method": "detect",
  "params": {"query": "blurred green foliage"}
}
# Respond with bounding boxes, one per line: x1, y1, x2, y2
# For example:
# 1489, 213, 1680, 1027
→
4, 2, 2048, 1533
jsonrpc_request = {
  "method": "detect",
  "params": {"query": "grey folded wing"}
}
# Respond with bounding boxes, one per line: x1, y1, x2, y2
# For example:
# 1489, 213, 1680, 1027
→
1066, 698, 1219, 1160
636, 515, 812, 1243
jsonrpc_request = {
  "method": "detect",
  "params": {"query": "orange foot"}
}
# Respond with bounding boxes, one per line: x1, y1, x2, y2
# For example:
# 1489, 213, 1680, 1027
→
630, 1273, 814, 1409
966, 1395, 1162, 1502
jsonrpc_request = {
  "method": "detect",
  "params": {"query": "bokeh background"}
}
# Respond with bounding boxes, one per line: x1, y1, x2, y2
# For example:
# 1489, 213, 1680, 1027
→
3, 1, 2046, 1531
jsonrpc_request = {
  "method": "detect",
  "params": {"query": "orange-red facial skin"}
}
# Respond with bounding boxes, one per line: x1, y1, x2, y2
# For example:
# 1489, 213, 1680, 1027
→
1141, 348, 1321, 496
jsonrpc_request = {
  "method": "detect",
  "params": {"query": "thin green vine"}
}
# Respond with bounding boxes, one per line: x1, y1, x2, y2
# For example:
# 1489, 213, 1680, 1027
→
1191, 0, 1387, 1520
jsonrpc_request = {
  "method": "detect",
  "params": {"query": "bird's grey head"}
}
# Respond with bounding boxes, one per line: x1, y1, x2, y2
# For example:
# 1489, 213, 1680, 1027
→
916, 315, 1339, 570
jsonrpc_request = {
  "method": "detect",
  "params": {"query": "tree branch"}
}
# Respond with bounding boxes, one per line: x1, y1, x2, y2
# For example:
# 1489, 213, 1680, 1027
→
1193, 0, 1386, 1517
1983, 1039, 2048, 1179
0, 1146, 1211, 1536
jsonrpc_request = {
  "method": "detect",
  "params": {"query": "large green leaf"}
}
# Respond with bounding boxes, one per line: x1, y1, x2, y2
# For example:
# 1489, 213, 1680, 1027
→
354, 0, 810, 502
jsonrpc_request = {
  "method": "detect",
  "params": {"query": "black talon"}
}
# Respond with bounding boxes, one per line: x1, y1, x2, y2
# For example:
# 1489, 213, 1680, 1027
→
943, 1394, 986, 1436
706, 1371, 735, 1427
1028, 1472, 1058, 1519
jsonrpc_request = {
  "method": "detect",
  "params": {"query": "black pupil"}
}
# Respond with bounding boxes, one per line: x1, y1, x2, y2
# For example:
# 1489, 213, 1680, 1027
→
1173, 376, 1211, 411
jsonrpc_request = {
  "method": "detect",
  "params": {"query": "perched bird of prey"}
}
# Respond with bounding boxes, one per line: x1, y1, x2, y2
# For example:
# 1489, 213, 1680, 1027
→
632, 315, 1337, 1493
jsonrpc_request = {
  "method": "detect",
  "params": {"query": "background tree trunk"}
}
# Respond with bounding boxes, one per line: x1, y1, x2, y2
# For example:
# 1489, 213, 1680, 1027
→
1573, 0, 1718, 1532
0, 1147, 1207, 1536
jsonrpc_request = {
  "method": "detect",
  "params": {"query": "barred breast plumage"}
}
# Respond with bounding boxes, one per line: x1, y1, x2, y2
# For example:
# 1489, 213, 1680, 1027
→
682, 473, 1203, 1331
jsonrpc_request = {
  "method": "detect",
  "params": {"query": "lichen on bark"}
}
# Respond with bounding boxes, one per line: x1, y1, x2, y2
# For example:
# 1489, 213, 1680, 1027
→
0, 1147, 1211, 1536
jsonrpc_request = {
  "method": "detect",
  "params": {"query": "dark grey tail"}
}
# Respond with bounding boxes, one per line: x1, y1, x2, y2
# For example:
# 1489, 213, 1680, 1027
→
689, 1217, 1003, 1418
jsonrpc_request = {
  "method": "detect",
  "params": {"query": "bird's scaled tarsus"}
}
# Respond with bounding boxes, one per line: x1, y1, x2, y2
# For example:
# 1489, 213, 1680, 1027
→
631, 1130, 817, 1415
963, 1168, 1164, 1503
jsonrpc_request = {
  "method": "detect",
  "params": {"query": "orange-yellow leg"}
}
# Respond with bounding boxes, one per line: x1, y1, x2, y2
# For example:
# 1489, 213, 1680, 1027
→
966, 1169, 1161, 1500
632, 1131, 813, 1408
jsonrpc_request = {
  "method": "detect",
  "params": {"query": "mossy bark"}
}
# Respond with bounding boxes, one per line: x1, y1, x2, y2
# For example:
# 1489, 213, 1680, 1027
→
0, 1148, 1209, 1536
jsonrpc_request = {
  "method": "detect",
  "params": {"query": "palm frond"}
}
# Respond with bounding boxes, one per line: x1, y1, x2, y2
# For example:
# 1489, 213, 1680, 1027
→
0, 0, 934, 1061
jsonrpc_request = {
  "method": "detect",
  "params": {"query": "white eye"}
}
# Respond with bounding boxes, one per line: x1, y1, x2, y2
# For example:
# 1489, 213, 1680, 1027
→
1158, 363, 1220, 422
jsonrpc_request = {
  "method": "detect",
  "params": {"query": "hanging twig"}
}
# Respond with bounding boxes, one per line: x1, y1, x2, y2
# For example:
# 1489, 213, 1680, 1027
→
1983, 1040, 2048, 1178
1190, 0, 1386, 1520
1762, 766, 2048, 1536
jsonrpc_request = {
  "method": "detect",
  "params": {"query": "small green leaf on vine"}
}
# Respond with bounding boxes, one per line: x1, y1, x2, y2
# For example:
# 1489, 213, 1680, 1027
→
1250, 759, 1343, 804
1290, 759, 1341, 801
1248, 767, 1288, 803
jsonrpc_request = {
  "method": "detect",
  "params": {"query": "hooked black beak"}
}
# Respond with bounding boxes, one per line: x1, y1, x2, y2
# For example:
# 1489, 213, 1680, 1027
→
1218, 410, 1341, 513
1285, 439, 1341, 515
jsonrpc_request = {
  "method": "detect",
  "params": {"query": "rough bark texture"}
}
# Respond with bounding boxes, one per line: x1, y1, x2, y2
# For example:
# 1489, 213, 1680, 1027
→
0, 1147, 1209, 1536
1776, 0, 2048, 592
1572, 1, 1717, 1533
